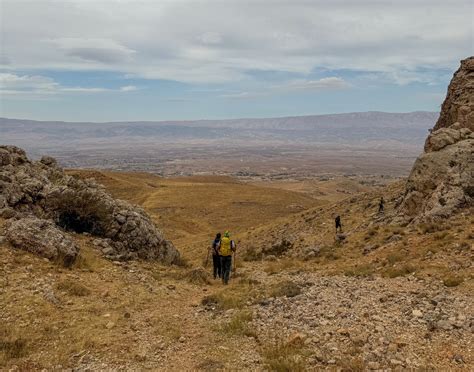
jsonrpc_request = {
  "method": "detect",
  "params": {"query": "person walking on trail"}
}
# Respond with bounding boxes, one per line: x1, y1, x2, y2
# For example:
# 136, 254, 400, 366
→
210, 233, 222, 279
335, 215, 342, 233
219, 231, 236, 285
378, 197, 385, 214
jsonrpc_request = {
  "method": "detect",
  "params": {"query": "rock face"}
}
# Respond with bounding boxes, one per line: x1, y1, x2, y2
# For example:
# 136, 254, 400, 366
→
0, 145, 179, 265
399, 57, 474, 221
5, 217, 79, 267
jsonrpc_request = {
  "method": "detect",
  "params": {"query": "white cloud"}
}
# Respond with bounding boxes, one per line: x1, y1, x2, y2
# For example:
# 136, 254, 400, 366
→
0, 73, 138, 96
0, 0, 472, 84
273, 77, 351, 91
221, 77, 350, 99
49, 38, 136, 64
119, 85, 138, 92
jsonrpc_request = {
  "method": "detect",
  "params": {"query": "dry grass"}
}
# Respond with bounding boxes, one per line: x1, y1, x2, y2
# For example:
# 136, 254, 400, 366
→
264, 259, 300, 275
219, 310, 256, 337
0, 325, 27, 364
184, 267, 211, 285
270, 281, 301, 298
382, 264, 416, 278
56, 279, 91, 296
261, 341, 308, 372
443, 275, 464, 287
344, 263, 375, 278
202, 291, 247, 310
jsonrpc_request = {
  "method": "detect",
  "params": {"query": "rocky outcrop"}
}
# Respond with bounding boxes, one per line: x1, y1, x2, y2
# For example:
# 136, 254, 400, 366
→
433, 57, 474, 132
5, 217, 79, 267
0, 145, 179, 265
399, 57, 474, 221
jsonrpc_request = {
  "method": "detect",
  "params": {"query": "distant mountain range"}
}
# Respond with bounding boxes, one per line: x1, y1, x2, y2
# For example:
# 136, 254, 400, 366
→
1, 111, 438, 153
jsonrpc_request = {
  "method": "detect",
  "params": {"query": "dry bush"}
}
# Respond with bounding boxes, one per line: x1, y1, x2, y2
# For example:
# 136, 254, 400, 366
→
443, 275, 464, 287
219, 310, 255, 337
418, 222, 446, 234
0, 326, 27, 363
174, 255, 191, 268
242, 248, 263, 262
261, 341, 307, 372
364, 227, 378, 240
238, 277, 261, 286
202, 292, 246, 310
319, 246, 340, 261
386, 252, 404, 265
344, 264, 375, 278
270, 281, 301, 298
56, 279, 91, 296
264, 259, 299, 275
184, 267, 211, 285
382, 264, 416, 278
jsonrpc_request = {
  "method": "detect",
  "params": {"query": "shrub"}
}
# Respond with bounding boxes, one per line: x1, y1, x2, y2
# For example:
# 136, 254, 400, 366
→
344, 264, 375, 278
202, 292, 245, 310
270, 281, 301, 298
56, 280, 91, 296
0, 338, 27, 360
219, 311, 255, 337
382, 264, 415, 278
184, 268, 211, 285
443, 276, 464, 287
386, 252, 404, 265
261, 341, 307, 372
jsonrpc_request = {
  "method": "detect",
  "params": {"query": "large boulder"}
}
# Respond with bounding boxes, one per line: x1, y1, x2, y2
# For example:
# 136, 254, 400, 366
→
0, 145, 180, 264
5, 217, 79, 267
398, 57, 474, 222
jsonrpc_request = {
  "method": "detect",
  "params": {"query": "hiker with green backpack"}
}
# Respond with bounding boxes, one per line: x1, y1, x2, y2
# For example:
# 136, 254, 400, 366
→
219, 231, 236, 285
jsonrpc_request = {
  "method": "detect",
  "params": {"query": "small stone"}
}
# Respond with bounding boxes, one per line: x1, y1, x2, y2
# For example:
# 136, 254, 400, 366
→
167, 284, 176, 290
105, 321, 115, 329
412, 309, 423, 318
124, 312, 131, 319
367, 361, 380, 369
178, 336, 186, 343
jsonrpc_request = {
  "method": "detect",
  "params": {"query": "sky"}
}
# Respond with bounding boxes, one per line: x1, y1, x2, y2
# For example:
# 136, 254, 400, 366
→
0, 0, 473, 122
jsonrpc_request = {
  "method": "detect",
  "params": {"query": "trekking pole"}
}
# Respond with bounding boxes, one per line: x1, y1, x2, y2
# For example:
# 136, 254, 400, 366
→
205, 248, 210, 267
232, 251, 237, 274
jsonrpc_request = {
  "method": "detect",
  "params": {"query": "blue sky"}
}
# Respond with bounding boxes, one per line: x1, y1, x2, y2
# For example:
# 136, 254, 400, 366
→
0, 0, 472, 122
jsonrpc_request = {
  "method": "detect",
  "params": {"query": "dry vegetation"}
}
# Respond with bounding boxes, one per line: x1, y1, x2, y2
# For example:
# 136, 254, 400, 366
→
1, 171, 473, 370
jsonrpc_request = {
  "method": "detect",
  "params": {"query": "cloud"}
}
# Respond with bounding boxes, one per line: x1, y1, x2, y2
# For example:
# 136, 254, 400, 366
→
0, 0, 471, 85
0, 73, 138, 96
119, 85, 138, 92
0, 73, 58, 93
273, 77, 351, 91
50, 38, 136, 64
221, 77, 350, 99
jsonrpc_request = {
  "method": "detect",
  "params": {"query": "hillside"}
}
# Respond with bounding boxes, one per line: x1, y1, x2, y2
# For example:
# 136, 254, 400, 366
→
1, 170, 472, 370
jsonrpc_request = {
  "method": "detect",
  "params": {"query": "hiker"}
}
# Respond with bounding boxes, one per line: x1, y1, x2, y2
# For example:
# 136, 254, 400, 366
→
335, 215, 342, 233
210, 233, 222, 279
378, 197, 385, 213
219, 231, 236, 285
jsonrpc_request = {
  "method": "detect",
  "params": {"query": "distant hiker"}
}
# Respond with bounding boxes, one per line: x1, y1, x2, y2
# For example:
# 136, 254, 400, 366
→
378, 197, 385, 213
219, 231, 236, 285
335, 215, 342, 233
211, 233, 222, 279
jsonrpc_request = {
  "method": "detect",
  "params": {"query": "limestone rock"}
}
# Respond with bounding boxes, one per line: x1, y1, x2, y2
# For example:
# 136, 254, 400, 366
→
5, 217, 79, 267
433, 57, 474, 132
398, 57, 474, 222
0, 145, 180, 264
